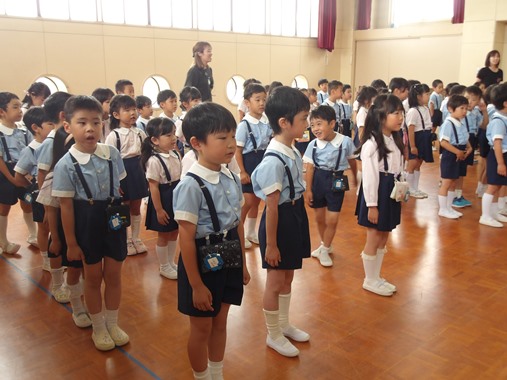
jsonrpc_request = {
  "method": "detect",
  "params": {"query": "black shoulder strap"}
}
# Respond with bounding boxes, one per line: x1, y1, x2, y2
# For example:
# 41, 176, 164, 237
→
0, 132, 12, 162
311, 143, 319, 169
464, 115, 470, 132
415, 108, 426, 130
69, 153, 114, 204
383, 156, 388, 172
334, 145, 343, 171
186, 172, 221, 233
264, 152, 295, 201
242, 119, 258, 151
113, 130, 121, 151
448, 120, 460, 145
340, 103, 347, 119
154, 154, 172, 183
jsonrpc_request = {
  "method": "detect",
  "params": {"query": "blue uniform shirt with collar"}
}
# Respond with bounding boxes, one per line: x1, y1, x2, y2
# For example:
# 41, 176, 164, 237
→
52, 143, 126, 200
35, 129, 56, 171
429, 92, 442, 110
0, 124, 33, 162
251, 139, 306, 204
14, 140, 41, 177
487, 111, 507, 152
439, 117, 469, 146
464, 107, 482, 135
173, 162, 243, 239
302, 133, 355, 171
323, 98, 343, 121
235, 113, 272, 154
337, 101, 351, 120
440, 97, 450, 121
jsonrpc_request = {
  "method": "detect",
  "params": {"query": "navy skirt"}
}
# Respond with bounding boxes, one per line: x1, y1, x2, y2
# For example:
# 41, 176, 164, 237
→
486, 150, 507, 186
120, 156, 148, 201
74, 200, 127, 265
145, 181, 179, 232
440, 145, 467, 179
408, 130, 434, 162
0, 162, 24, 205
355, 173, 401, 232
259, 197, 310, 270
178, 227, 244, 317
242, 150, 265, 193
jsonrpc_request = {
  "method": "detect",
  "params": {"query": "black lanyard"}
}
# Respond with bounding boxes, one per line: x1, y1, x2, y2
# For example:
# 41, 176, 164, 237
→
69, 153, 114, 205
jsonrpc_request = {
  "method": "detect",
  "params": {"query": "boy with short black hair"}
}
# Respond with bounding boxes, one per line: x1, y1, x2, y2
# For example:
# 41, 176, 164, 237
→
157, 90, 179, 122
317, 78, 329, 104
135, 95, 153, 131
115, 79, 135, 98
91, 87, 115, 141
322, 80, 344, 130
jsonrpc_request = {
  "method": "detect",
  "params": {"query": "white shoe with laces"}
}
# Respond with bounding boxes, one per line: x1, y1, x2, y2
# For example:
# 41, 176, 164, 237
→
160, 265, 177, 280
127, 239, 137, 256
132, 239, 147, 253
72, 312, 92, 328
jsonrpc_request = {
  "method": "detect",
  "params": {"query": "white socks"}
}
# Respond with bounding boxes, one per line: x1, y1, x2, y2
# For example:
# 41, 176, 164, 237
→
0, 215, 8, 246
90, 311, 106, 333
406, 173, 415, 192
438, 195, 448, 213
156, 244, 169, 270
498, 196, 506, 211
208, 360, 223, 380
193, 369, 212, 380
414, 171, 421, 192
105, 309, 119, 329
375, 248, 386, 280
361, 252, 377, 283
245, 217, 256, 238
263, 309, 283, 340
447, 191, 456, 210
481, 193, 494, 219
455, 189, 463, 199
167, 240, 177, 269
50, 267, 65, 290
22, 212, 37, 237
68, 282, 86, 315
278, 293, 292, 330
131, 215, 141, 241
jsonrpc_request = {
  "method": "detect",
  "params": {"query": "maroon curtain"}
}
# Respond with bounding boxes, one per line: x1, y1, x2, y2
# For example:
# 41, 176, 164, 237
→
318, 0, 336, 52
452, 0, 465, 23
356, 0, 372, 30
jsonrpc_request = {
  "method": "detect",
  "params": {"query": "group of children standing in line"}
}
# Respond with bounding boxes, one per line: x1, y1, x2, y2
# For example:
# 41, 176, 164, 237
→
1, 66, 506, 379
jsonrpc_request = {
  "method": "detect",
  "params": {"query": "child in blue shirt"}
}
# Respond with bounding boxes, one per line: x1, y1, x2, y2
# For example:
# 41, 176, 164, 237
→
14, 107, 53, 269
303, 106, 356, 267
235, 83, 272, 249
438, 95, 473, 219
0, 92, 34, 255
173, 102, 249, 380
481, 82, 507, 227
135, 95, 153, 132
252, 86, 311, 358
317, 78, 329, 104
53, 95, 129, 351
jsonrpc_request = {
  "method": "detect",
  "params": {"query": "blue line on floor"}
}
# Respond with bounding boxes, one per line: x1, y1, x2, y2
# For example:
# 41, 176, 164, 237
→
0, 255, 161, 380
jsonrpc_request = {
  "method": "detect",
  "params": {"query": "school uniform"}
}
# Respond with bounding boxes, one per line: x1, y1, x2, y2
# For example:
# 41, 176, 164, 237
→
479, 104, 497, 158
429, 91, 443, 128
355, 107, 368, 147
105, 127, 148, 201
235, 113, 272, 193
35, 129, 56, 172
145, 151, 181, 232
355, 135, 403, 232
14, 140, 44, 222
303, 133, 355, 212
317, 90, 328, 105
323, 98, 343, 131
439, 117, 469, 179
251, 139, 310, 270
486, 111, 507, 186
463, 107, 482, 165
405, 106, 434, 162
52, 143, 127, 265
136, 116, 151, 132
159, 113, 185, 157
0, 124, 32, 205
173, 162, 244, 317
338, 100, 353, 138
440, 97, 450, 122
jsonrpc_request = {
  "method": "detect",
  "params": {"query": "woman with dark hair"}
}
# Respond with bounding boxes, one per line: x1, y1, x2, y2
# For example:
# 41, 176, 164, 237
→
476, 50, 503, 87
184, 41, 214, 102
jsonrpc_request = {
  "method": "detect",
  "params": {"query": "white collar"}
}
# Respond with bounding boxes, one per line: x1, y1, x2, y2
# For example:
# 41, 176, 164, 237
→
448, 117, 462, 126
493, 111, 507, 119
159, 151, 179, 159
324, 98, 336, 106
69, 143, 111, 165
187, 162, 233, 184
315, 132, 344, 149
47, 129, 56, 138
116, 127, 140, 135
268, 139, 296, 160
28, 140, 41, 149
138, 117, 150, 124
383, 133, 395, 144
244, 113, 269, 125
0, 124, 15, 135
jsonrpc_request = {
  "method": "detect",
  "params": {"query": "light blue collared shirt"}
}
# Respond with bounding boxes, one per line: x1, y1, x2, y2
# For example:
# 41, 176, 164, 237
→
14, 140, 41, 177
303, 133, 355, 171
0, 124, 32, 162
439, 117, 469, 146
235, 113, 272, 154
486, 111, 507, 152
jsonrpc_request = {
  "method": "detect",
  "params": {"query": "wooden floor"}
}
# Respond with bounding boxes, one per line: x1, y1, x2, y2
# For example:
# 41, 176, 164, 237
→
2, 154, 507, 380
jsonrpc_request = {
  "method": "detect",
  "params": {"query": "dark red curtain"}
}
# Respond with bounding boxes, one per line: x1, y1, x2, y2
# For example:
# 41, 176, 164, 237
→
452, 0, 465, 23
318, 0, 336, 52
356, 0, 372, 30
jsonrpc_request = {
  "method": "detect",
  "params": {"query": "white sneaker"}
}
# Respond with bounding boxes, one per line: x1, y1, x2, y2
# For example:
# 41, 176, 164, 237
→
132, 239, 147, 254
450, 209, 463, 218
417, 190, 429, 198
438, 209, 459, 219
410, 190, 426, 199
479, 216, 503, 228
317, 248, 333, 267
92, 330, 115, 351
27, 235, 38, 248
282, 325, 310, 342
244, 238, 252, 249
362, 279, 394, 296
52, 285, 71, 303
380, 278, 397, 292
127, 239, 137, 256
107, 325, 130, 346
1, 242, 20, 255
499, 207, 507, 216
266, 335, 299, 357
160, 265, 177, 280
311, 245, 322, 258
246, 235, 259, 245
495, 213, 507, 223
42, 257, 51, 272
72, 312, 92, 328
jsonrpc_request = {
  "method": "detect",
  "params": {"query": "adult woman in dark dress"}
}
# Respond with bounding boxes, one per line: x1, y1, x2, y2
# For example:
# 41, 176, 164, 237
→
477, 50, 503, 87
184, 41, 214, 102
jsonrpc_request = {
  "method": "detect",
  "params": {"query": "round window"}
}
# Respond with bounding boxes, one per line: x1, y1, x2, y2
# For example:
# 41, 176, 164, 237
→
34, 75, 68, 93
226, 75, 246, 105
291, 74, 309, 89
143, 75, 170, 108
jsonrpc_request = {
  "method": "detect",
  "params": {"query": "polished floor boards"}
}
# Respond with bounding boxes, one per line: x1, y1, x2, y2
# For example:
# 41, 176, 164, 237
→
1, 157, 507, 379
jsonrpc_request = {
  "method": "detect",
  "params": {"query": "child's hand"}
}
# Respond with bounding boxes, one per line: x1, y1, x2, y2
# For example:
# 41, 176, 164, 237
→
498, 163, 507, 177
243, 266, 251, 285
368, 207, 378, 224
156, 209, 170, 225
410, 147, 418, 156
67, 243, 84, 262
455, 150, 465, 161
265, 245, 281, 267
305, 191, 313, 207
240, 172, 251, 185
49, 239, 61, 257
192, 284, 214, 312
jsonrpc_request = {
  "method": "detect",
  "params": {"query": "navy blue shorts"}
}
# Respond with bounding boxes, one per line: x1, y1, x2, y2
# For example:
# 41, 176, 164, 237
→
355, 173, 401, 232
73, 200, 127, 265
311, 168, 345, 212
0, 162, 24, 205
177, 227, 244, 317
120, 156, 148, 201
408, 130, 434, 162
145, 181, 179, 232
478, 129, 490, 158
259, 197, 311, 270
465, 134, 479, 166
241, 150, 265, 193
47, 209, 83, 268
486, 150, 507, 186
440, 145, 467, 179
